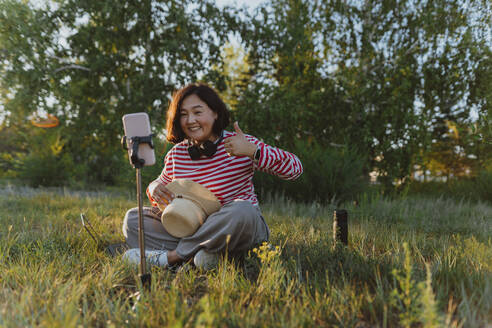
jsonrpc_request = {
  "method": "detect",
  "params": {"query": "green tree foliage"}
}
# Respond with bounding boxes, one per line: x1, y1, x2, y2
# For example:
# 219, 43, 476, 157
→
234, 0, 491, 190
0, 0, 490, 199
0, 0, 240, 184
218, 43, 250, 109
254, 140, 368, 204
236, 0, 333, 148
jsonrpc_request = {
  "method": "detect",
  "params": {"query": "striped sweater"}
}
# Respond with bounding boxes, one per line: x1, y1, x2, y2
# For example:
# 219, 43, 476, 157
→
147, 130, 303, 206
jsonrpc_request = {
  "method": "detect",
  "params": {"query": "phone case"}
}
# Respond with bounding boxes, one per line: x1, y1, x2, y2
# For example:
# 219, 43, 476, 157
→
122, 113, 156, 166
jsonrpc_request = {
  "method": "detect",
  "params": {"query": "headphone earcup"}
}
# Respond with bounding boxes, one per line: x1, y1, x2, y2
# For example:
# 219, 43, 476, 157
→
201, 141, 217, 157
188, 145, 201, 160
187, 133, 224, 160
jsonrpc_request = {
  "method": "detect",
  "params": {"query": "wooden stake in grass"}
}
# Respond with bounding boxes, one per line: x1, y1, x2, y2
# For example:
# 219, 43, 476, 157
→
333, 209, 348, 247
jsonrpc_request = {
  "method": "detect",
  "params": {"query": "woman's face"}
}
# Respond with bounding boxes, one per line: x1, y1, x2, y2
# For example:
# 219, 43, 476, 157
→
180, 94, 218, 143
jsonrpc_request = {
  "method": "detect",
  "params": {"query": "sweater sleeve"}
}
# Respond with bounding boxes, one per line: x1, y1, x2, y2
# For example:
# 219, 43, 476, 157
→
246, 135, 303, 180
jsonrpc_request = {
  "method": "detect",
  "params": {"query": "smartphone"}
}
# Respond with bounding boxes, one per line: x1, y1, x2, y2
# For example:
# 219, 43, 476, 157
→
122, 112, 156, 166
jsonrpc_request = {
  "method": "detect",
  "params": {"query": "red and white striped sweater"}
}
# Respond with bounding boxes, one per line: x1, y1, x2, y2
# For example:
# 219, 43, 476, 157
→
147, 130, 303, 206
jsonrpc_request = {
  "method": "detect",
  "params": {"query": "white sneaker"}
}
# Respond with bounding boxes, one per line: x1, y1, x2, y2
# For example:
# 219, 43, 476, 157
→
193, 249, 220, 270
122, 248, 169, 268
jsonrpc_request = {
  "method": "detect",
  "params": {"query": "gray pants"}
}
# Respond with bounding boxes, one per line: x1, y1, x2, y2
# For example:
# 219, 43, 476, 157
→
122, 200, 270, 260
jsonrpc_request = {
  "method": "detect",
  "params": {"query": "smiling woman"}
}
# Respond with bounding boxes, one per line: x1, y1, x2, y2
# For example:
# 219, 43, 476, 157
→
179, 94, 218, 143
121, 83, 303, 270
166, 84, 230, 144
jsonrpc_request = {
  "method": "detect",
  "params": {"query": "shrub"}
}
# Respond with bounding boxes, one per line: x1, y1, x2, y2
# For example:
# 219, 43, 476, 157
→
254, 140, 369, 204
457, 170, 492, 202
408, 169, 492, 203
16, 132, 75, 187
18, 151, 72, 187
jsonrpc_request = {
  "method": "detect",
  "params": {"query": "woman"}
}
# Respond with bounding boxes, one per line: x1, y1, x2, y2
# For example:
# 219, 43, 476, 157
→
123, 83, 302, 269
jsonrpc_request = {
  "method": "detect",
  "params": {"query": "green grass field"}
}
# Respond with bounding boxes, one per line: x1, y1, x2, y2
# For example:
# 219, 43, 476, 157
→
0, 186, 491, 327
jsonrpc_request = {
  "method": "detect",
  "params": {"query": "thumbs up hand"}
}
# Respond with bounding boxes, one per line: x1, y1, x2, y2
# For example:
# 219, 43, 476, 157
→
224, 122, 258, 158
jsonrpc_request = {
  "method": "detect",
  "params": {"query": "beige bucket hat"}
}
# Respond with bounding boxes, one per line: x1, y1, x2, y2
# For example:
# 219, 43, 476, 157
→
158, 179, 221, 238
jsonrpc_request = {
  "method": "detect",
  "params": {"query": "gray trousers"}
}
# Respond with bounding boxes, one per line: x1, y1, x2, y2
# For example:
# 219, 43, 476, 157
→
122, 200, 270, 260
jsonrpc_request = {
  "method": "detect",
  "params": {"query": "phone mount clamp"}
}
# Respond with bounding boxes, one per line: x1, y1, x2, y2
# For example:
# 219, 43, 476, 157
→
122, 134, 154, 289
122, 135, 154, 169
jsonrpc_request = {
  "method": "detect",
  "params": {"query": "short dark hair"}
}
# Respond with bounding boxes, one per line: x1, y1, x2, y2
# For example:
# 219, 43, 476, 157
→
166, 83, 230, 143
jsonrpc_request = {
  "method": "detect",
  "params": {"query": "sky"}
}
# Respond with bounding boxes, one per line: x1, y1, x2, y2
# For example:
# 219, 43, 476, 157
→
215, 0, 265, 12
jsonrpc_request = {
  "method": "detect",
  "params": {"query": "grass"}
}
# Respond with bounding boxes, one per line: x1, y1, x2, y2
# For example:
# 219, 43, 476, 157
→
0, 186, 491, 327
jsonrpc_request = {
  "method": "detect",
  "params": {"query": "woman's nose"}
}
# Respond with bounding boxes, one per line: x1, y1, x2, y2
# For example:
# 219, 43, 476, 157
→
186, 114, 196, 123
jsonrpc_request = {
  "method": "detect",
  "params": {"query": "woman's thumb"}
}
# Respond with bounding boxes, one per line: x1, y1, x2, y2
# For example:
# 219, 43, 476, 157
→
234, 121, 244, 135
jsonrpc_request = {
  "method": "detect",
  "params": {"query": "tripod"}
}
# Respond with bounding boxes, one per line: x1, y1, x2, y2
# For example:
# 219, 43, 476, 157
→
122, 134, 154, 289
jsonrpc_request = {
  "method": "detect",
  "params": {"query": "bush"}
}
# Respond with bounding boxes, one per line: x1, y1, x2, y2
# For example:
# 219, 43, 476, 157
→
471, 170, 492, 201
408, 170, 492, 203
254, 140, 369, 204
18, 151, 73, 187
16, 131, 75, 187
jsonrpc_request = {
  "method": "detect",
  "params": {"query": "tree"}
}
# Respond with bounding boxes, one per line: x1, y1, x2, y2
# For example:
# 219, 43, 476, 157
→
0, 0, 241, 184
234, 0, 491, 190
1, 0, 490, 193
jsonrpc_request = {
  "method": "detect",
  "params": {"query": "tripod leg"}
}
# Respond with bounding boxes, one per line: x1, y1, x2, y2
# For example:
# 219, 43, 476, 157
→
136, 168, 151, 288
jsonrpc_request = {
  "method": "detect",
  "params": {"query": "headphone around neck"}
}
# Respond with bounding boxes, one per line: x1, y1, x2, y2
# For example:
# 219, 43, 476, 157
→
187, 133, 224, 160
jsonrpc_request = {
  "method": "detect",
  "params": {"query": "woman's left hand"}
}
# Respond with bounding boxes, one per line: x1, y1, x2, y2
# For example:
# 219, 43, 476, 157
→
224, 122, 257, 158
